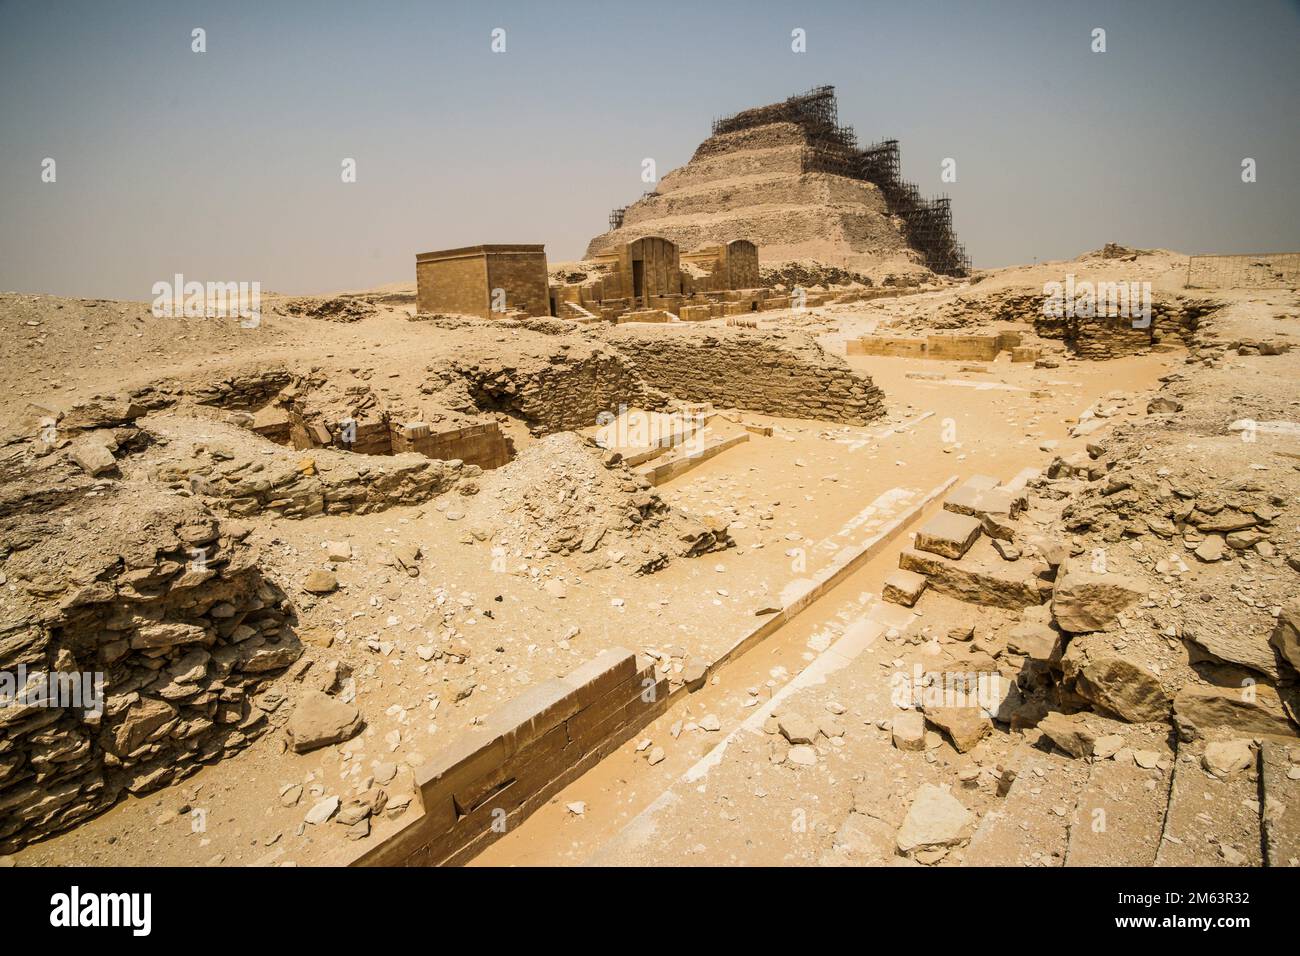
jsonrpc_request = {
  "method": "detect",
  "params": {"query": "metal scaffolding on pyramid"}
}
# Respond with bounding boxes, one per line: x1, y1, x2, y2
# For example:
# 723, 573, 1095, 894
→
606, 85, 971, 277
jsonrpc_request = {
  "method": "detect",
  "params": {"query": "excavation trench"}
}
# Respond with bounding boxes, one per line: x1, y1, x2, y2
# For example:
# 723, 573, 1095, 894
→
5, 321, 1178, 865
471, 483, 956, 865
467, 350, 1176, 865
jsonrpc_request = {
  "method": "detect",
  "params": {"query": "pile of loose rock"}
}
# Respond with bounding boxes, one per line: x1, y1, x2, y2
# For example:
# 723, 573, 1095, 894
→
278, 295, 378, 323
0, 477, 300, 851
467, 432, 731, 575
139, 414, 470, 519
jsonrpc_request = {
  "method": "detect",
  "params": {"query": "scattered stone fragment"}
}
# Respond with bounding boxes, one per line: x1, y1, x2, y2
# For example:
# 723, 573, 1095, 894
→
68, 440, 118, 477
285, 691, 363, 753
1194, 535, 1226, 563
304, 795, 339, 826
1270, 601, 1300, 673
778, 713, 818, 746
303, 570, 339, 595
1202, 740, 1255, 778
1067, 654, 1171, 723
895, 784, 973, 854
1092, 734, 1124, 759
892, 711, 927, 751
922, 705, 991, 753
1036, 712, 1098, 759
786, 744, 817, 766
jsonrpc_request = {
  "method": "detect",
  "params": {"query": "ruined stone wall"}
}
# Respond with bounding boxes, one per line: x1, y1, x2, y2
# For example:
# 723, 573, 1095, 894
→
343, 647, 667, 867
848, 332, 1023, 362
977, 290, 1219, 360
1037, 305, 1213, 360
434, 348, 653, 436
606, 327, 885, 425
391, 422, 511, 470
132, 366, 294, 414
160, 447, 465, 519
0, 486, 300, 851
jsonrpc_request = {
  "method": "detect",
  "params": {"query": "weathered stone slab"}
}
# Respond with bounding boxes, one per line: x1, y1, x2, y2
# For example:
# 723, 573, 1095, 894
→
1066, 737, 1172, 866
899, 547, 1049, 610
883, 569, 927, 607
1260, 738, 1300, 867
965, 750, 1089, 866
914, 510, 982, 559
1156, 745, 1262, 867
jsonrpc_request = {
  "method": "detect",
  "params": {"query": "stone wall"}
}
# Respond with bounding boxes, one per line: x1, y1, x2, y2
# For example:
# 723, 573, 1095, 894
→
606, 326, 886, 425
129, 366, 294, 414
0, 485, 299, 851
973, 289, 1221, 360
416, 245, 550, 319
416, 249, 487, 317
390, 422, 511, 470
847, 332, 1021, 361
424, 326, 886, 435
486, 250, 551, 318
162, 448, 466, 520
434, 348, 653, 435
342, 647, 666, 866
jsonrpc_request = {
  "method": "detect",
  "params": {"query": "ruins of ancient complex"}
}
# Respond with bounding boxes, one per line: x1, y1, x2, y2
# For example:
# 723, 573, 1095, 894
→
1, 86, 1298, 876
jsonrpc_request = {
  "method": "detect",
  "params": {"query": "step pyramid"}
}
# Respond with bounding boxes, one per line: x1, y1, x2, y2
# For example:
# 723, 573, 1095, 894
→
586, 86, 970, 280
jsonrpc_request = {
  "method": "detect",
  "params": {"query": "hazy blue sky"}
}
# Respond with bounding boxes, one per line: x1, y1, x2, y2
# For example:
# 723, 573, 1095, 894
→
1, 0, 1297, 298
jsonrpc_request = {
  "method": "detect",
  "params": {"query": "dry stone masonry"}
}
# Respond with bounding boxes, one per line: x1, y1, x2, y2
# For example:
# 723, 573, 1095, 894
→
1, 475, 299, 851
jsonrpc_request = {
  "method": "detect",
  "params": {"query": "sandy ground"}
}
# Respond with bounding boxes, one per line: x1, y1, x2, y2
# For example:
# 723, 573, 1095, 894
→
6, 298, 1176, 865
5, 247, 1295, 868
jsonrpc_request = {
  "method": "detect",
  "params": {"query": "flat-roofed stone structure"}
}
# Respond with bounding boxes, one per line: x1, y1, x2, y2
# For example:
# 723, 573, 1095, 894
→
416, 244, 549, 318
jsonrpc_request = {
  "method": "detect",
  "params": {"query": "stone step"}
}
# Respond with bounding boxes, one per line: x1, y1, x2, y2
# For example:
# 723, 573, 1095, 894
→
963, 748, 1091, 866
1064, 731, 1174, 866
634, 430, 748, 486
1155, 741, 1263, 867
943, 485, 1027, 541
1260, 737, 1300, 867
899, 544, 1052, 610
914, 510, 982, 559
882, 569, 927, 607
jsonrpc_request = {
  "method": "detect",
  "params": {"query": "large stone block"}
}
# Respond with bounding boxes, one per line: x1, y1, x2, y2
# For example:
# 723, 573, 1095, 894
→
914, 511, 982, 559
1050, 560, 1144, 633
